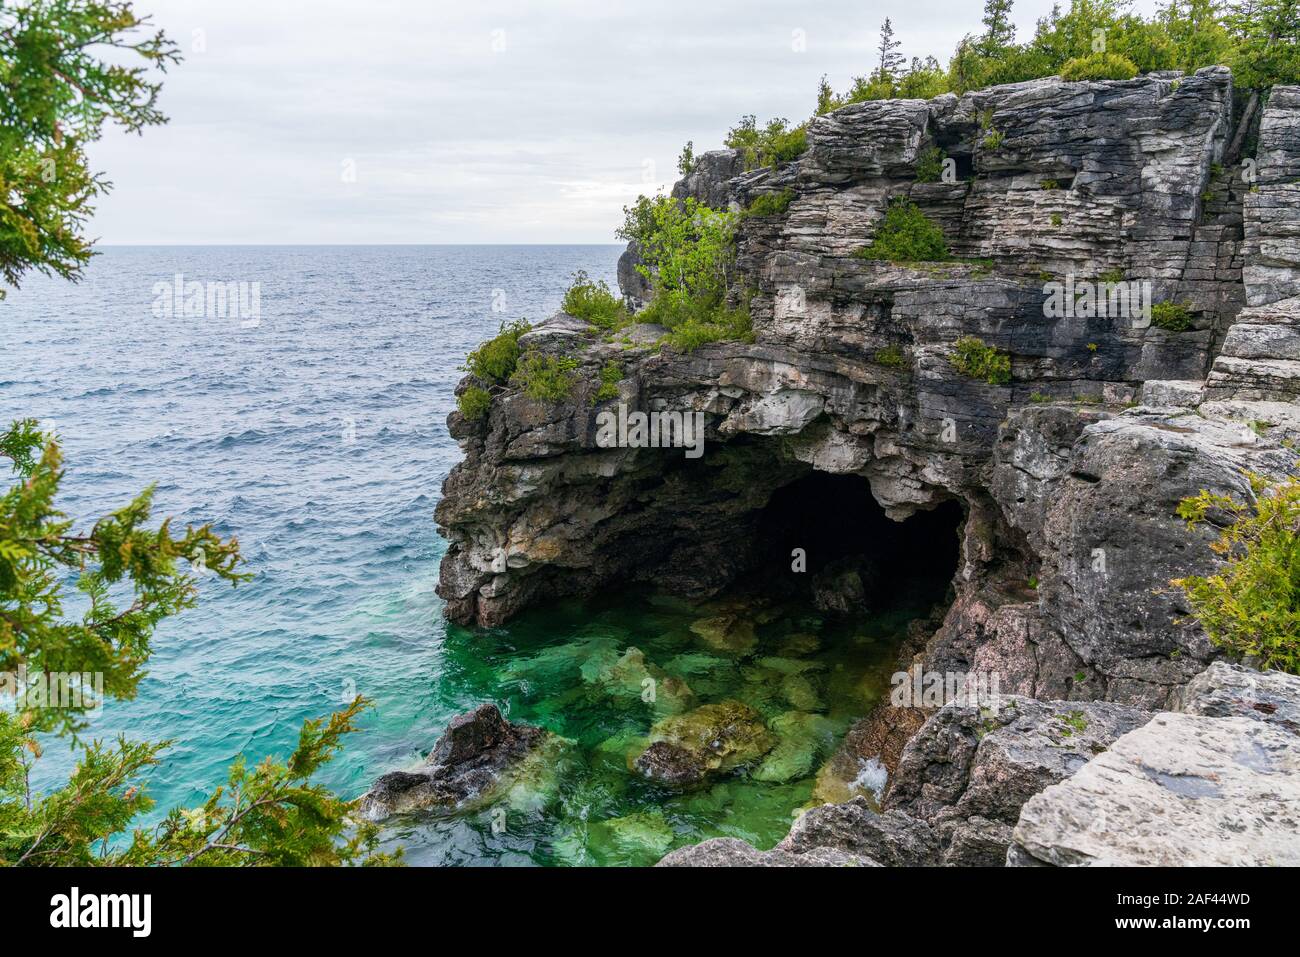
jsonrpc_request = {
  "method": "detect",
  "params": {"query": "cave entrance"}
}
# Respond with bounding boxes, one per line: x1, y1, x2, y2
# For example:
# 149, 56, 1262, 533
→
748, 471, 963, 618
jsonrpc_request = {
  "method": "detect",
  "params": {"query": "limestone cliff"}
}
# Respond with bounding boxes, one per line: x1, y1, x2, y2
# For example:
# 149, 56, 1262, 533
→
437, 69, 1300, 713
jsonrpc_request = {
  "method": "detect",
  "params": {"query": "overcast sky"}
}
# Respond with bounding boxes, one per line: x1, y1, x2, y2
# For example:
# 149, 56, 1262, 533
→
89, 0, 1162, 244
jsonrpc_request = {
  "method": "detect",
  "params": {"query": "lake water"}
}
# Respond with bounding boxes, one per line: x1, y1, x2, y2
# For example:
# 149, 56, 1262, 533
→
1, 246, 924, 865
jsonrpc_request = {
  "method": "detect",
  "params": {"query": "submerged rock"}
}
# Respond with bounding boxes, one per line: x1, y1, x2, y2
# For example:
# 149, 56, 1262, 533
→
688, 615, 758, 655
590, 809, 677, 860
581, 645, 696, 715
358, 704, 546, 820
753, 711, 840, 784
633, 700, 777, 787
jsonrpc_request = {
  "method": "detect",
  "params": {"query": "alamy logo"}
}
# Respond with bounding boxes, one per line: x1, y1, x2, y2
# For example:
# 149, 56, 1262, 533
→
890, 665, 1002, 713
152, 273, 261, 326
1043, 273, 1151, 327
50, 887, 151, 937
595, 403, 705, 459
0, 666, 103, 711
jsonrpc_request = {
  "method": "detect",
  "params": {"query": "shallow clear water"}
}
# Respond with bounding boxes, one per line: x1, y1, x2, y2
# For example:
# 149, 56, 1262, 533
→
2, 246, 928, 865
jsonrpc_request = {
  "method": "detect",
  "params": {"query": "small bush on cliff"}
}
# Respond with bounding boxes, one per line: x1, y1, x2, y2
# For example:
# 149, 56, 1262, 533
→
660, 300, 754, 353
618, 194, 752, 346
1174, 474, 1300, 674
510, 351, 580, 401
915, 147, 947, 183
562, 270, 628, 330
1151, 301, 1194, 331
724, 115, 809, 170
457, 385, 492, 420
1060, 51, 1140, 80
463, 319, 531, 384
744, 190, 796, 218
875, 344, 907, 367
619, 195, 737, 306
592, 361, 624, 404
858, 198, 950, 263
950, 335, 1013, 384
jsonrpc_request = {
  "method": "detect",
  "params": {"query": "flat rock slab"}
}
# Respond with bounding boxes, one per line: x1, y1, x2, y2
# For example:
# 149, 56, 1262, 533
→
1011, 712, 1300, 866
1175, 661, 1300, 734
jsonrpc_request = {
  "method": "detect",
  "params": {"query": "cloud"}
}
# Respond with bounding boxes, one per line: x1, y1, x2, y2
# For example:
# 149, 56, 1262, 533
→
87, 0, 1164, 243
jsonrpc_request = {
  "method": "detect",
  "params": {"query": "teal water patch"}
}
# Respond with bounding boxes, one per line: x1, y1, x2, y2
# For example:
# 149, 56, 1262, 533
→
381, 585, 937, 866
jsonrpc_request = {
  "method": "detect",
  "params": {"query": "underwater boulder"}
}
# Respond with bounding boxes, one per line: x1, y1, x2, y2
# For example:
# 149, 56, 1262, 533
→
688, 614, 758, 655
358, 703, 546, 820
633, 700, 777, 787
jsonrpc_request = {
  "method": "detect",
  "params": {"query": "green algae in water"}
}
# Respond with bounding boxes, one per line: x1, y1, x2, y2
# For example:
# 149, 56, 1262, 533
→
394, 586, 938, 866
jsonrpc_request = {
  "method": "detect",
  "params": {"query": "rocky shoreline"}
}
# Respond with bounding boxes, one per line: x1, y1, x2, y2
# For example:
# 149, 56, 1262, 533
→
414, 70, 1300, 865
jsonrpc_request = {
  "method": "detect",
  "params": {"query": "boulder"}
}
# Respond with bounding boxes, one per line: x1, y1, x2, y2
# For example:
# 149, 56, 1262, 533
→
358, 704, 545, 820
1174, 660, 1300, 733
884, 695, 1150, 865
657, 837, 879, 868
632, 700, 776, 787
1010, 711, 1300, 866
655, 797, 935, 867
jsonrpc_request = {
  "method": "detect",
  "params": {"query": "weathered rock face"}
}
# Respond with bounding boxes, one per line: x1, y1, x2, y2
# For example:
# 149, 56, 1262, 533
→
656, 796, 934, 867
435, 73, 1300, 865
1174, 660, 1300, 731
1011, 720, 1300, 865
358, 704, 546, 820
883, 695, 1151, 865
437, 71, 1300, 716
1009, 662, 1300, 866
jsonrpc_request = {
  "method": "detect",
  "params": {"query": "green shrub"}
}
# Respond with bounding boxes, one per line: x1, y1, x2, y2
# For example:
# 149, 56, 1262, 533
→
1060, 52, 1140, 81
510, 352, 579, 402
660, 301, 754, 353
463, 319, 531, 384
875, 344, 907, 367
915, 146, 946, 183
457, 385, 492, 421
858, 198, 950, 263
1174, 474, 1300, 675
1040, 178, 1061, 190
592, 361, 624, 404
618, 195, 738, 308
745, 190, 795, 218
724, 115, 808, 170
950, 335, 1012, 385
981, 128, 1006, 150
1151, 301, 1193, 331
562, 270, 628, 330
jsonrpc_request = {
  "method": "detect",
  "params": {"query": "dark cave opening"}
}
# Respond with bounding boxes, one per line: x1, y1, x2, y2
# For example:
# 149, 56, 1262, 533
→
750, 471, 964, 616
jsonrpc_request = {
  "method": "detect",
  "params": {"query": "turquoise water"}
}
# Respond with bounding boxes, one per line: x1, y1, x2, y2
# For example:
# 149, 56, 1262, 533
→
1, 247, 935, 865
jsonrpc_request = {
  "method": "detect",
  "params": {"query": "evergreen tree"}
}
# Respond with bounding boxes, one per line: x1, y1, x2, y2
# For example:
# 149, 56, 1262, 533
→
981, 0, 1018, 50
0, 2, 399, 868
876, 18, 905, 82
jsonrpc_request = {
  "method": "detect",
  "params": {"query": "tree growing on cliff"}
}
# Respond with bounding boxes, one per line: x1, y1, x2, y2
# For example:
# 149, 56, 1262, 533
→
877, 18, 905, 83
980, 0, 1019, 52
